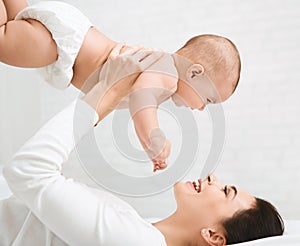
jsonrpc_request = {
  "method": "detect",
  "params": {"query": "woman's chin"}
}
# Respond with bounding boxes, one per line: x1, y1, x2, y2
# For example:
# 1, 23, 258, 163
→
174, 182, 197, 199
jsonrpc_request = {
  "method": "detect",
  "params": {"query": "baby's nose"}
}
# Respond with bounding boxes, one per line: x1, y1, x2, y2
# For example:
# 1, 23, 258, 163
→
198, 104, 206, 111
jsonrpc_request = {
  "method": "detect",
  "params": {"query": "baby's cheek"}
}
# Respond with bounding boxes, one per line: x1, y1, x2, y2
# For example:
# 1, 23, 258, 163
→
187, 87, 204, 105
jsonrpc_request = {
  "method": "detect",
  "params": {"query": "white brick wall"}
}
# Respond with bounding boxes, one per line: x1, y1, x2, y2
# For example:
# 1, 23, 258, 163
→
1, 0, 300, 220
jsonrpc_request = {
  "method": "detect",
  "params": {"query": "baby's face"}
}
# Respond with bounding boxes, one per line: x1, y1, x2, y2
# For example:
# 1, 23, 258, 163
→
172, 73, 227, 110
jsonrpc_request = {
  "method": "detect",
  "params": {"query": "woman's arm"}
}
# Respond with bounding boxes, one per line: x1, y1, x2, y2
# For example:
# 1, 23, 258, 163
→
3, 49, 164, 245
3, 100, 107, 245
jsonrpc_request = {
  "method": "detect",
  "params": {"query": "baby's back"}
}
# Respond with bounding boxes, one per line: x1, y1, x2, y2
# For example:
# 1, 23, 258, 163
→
71, 27, 117, 91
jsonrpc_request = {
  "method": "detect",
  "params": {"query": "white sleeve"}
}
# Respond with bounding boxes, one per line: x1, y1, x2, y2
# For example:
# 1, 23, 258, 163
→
3, 99, 166, 246
2, 100, 105, 244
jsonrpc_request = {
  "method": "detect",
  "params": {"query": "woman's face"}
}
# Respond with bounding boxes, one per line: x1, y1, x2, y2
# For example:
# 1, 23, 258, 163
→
173, 175, 255, 229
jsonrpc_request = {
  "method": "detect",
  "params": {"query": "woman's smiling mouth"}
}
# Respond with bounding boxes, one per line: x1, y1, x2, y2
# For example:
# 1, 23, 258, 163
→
192, 179, 201, 193
185, 179, 202, 193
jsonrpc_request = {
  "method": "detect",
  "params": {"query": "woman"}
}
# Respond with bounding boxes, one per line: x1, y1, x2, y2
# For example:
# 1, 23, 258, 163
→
1, 48, 284, 246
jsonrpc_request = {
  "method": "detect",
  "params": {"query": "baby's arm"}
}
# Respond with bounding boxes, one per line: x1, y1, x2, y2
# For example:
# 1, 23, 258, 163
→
131, 100, 170, 172
129, 69, 177, 171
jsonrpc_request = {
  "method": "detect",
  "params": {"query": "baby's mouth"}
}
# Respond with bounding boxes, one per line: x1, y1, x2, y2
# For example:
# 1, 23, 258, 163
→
192, 179, 201, 193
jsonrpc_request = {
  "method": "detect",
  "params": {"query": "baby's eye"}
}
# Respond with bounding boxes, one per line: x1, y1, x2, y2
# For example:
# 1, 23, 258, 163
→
207, 98, 212, 104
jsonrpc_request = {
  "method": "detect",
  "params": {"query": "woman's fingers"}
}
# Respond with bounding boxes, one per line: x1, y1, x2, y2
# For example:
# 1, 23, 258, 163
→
108, 43, 125, 61
134, 51, 163, 71
120, 45, 145, 56
109, 44, 145, 61
84, 44, 164, 122
106, 44, 163, 80
109, 43, 162, 72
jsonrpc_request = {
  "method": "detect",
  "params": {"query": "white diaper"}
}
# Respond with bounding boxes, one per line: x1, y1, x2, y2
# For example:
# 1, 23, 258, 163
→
15, 1, 93, 90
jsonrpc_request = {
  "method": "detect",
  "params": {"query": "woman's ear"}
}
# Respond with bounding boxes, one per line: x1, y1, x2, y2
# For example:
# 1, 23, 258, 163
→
186, 64, 205, 81
201, 228, 226, 246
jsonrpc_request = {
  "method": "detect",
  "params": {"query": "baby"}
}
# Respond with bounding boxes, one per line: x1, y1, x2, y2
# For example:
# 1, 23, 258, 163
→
0, 1, 241, 172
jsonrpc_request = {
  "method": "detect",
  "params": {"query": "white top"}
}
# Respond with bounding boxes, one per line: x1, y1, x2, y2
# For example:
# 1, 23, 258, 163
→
2, 100, 167, 246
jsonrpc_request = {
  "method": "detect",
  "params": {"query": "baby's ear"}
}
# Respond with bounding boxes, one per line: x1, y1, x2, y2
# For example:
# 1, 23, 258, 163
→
186, 64, 205, 81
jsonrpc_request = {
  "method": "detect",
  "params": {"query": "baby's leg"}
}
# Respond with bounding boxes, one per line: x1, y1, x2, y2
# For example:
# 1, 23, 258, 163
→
0, 0, 57, 67
0, 19, 58, 67
3, 0, 28, 21
0, 1, 7, 26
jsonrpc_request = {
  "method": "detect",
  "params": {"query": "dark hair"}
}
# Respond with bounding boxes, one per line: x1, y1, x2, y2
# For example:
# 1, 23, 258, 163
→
222, 197, 284, 245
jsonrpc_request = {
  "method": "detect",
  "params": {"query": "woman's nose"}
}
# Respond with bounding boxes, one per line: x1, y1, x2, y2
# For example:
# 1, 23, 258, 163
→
206, 174, 215, 184
206, 174, 223, 187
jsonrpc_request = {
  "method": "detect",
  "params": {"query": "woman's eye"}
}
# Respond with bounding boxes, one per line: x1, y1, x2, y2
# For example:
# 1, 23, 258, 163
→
223, 185, 228, 196
207, 98, 212, 104
207, 175, 211, 182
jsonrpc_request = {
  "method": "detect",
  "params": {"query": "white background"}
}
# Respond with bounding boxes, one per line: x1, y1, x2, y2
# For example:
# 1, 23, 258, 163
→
0, 0, 300, 220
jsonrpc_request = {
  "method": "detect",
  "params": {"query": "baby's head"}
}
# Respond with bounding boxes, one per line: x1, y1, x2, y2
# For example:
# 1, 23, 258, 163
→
172, 34, 241, 110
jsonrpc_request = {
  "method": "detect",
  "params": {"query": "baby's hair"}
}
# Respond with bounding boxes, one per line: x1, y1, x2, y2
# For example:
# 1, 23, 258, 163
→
176, 34, 241, 94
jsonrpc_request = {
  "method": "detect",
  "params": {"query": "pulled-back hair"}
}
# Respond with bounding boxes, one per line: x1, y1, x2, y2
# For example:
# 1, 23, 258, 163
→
222, 197, 284, 245
176, 34, 241, 93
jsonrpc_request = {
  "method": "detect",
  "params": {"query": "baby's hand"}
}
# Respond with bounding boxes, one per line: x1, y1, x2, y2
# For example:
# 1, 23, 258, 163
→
144, 129, 171, 172
152, 139, 171, 172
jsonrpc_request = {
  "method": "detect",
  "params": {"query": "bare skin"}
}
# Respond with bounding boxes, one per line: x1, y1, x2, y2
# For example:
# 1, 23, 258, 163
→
0, 0, 172, 171
0, 0, 169, 171
2, 0, 27, 21
0, 1, 237, 173
0, 0, 117, 90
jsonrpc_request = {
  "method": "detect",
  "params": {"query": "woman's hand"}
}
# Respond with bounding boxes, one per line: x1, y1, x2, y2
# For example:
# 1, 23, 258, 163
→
83, 44, 162, 122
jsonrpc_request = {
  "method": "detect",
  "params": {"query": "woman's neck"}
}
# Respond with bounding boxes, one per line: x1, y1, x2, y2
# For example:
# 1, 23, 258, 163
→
152, 212, 190, 246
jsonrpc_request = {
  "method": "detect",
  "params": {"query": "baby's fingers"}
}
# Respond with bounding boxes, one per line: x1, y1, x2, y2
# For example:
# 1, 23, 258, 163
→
153, 164, 159, 172
152, 159, 168, 172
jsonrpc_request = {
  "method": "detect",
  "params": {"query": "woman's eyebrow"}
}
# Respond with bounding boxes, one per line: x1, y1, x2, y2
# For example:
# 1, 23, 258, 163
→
230, 186, 238, 200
